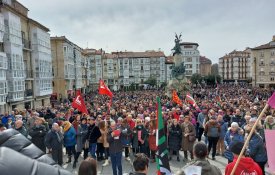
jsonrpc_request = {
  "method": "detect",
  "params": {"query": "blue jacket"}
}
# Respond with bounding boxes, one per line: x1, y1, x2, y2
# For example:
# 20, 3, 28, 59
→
218, 121, 228, 139
224, 129, 244, 148
248, 133, 267, 163
198, 112, 205, 128
64, 126, 76, 147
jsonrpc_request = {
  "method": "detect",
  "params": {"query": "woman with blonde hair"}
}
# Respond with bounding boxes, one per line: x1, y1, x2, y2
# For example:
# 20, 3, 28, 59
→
264, 115, 275, 130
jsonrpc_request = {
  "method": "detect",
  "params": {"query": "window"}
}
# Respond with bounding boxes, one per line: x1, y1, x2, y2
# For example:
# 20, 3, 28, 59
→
187, 57, 192, 62
271, 77, 275, 81
271, 50, 275, 56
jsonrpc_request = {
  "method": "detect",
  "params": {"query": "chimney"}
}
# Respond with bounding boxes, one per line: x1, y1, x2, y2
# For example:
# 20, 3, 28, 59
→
273, 35, 275, 41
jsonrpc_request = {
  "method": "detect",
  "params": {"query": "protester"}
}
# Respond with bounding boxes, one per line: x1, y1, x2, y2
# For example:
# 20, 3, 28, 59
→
121, 118, 132, 161
181, 113, 196, 160
78, 157, 97, 175
204, 115, 221, 160
176, 142, 222, 175
86, 117, 101, 159
15, 120, 28, 138
97, 120, 106, 161
75, 118, 89, 167
245, 125, 267, 175
216, 115, 228, 156
224, 122, 244, 163
148, 119, 157, 162
133, 119, 148, 154
197, 107, 207, 141
29, 117, 47, 152
107, 121, 123, 175
225, 141, 263, 175
264, 115, 275, 129
45, 123, 64, 165
168, 119, 182, 161
129, 153, 149, 175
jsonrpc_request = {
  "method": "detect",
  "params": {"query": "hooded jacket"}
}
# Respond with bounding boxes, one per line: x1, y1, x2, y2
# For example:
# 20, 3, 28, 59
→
176, 158, 222, 175
0, 129, 71, 175
225, 157, 262, 175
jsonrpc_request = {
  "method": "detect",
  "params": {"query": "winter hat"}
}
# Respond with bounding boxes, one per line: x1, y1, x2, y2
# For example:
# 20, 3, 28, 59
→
230, 141, 244, 155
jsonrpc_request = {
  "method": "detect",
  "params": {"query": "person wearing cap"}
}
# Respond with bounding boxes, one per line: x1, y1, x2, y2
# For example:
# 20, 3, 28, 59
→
86, 117, 101, 159
29, 117, 47, 153
204, 115, 221, 160
225, 141, 262, 175
224, 122, 244, 163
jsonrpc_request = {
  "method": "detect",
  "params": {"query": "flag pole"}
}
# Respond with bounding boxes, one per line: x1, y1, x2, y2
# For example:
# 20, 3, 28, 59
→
230, 103, 269, 175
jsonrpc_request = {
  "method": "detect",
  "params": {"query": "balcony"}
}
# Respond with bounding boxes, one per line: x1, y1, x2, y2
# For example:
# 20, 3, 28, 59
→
270, 72, 275, 76
25, 89, 33, 98
25, 70, 33, 79
22, 39, 31, 50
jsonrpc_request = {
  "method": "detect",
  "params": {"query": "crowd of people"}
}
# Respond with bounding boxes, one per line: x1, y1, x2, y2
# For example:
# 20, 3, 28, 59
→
0, 84, 275, 175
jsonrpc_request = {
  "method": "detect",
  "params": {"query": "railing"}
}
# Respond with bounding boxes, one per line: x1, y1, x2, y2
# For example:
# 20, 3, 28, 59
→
25, 70, 33, 78
22, 38, 30, 49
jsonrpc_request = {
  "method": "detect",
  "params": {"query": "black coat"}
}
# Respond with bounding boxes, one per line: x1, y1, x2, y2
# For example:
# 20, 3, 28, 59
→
29, 125, 47, 152
168, 124, 182, 151
86, 124, 101, 143
45, 130, 63, 150
0, 129, 71, 175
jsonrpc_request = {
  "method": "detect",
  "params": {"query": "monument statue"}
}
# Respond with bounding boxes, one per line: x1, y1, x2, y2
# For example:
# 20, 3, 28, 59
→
166, 33, 191, 98
171, 33, 182, 56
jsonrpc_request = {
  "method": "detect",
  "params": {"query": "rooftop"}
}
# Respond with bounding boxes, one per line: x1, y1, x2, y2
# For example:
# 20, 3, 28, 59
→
180, 42, 199, 46
252, 42, 275, 50
111, 51, 165, 58
165, 56, 174, 64
200, 56, 212, 64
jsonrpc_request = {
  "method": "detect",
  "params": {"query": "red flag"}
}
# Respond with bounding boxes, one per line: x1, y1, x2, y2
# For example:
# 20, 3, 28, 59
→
99, 80, 113, 98
268, 92, 275, 108
72, 90, 88, 114
172, 90, 183, 106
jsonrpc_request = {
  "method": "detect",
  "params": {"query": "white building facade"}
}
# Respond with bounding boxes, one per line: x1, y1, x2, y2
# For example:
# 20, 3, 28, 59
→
0, 14, 8, 111
31, 27, 53, 97
113, 51, 166, 89
179, 42, 200, 78
2, 10, 25, 103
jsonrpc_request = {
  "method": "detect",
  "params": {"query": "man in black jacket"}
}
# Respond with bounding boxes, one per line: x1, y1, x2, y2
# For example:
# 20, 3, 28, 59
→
86, 117, 101, 159
45, 123, 64, 165
29, 117, 47, 152
0, 129, 71, 175
108, 121, 123, 175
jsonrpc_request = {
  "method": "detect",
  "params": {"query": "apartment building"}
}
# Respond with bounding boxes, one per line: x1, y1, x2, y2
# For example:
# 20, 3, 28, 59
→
0, 0, 52, 112
179, 42, 200, 78
103, 53, 119, 91
51, 36, 85, 100
218, 49, 251, 83
165, 56, 174, 82
83, 48, 104, 91
111, 51, 166, 90
251, 36, 275, 87
199, 56, 212, 76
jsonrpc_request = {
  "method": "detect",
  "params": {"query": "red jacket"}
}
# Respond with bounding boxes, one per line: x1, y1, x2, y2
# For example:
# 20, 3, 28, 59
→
225, 156, 262, 175
128, 120, 135, 130
173, 112, 180, 121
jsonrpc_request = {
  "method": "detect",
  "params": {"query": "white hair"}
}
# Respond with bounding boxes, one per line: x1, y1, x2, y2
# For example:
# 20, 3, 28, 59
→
231, 122, 239, 128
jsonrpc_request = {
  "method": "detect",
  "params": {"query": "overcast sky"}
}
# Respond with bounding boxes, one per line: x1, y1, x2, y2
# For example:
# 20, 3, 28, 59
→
20, 0, 275, 63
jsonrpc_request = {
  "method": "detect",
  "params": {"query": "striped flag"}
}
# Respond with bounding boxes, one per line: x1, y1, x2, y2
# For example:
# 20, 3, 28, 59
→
186, 94, 197, 107
156, 97, 171, 175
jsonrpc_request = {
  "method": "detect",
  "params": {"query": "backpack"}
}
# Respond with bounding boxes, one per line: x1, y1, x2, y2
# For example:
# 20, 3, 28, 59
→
208, 126, 219, 137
